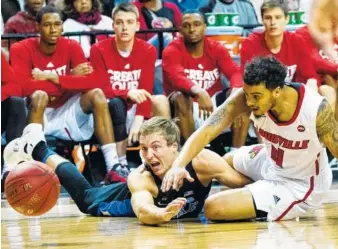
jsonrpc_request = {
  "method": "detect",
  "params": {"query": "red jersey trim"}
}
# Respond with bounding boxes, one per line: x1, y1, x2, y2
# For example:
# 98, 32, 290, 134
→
275, 175, 314, 221
268, 83, 305, 126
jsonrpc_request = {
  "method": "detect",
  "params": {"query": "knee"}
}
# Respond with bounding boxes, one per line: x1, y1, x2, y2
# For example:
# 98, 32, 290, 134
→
172, 92, 192, 115
8, 96, 25, 109
29, 90, 49, 108
152, 95, 170, 116
88, 88, 108, 107
204, 197, 225, 220
109, 97, 127, 123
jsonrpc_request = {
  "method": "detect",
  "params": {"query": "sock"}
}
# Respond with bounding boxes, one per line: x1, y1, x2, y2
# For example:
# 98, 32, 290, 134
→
101, 143, 119, 172
23, 123, 43, 136
32, 141, 56, 163
118, 155, 128, 167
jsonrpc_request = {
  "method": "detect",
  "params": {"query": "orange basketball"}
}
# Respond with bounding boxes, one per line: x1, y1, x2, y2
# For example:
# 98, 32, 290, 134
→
4, 160, 60, 216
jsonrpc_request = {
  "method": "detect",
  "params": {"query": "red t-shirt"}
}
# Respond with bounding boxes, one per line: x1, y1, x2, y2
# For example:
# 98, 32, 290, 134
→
10, 37, 87, 108
90, 37, 157, 118
1, 52, 22, 101
162, 37, 243, 97
296, 26, 338, 76
240, 31, 321, 85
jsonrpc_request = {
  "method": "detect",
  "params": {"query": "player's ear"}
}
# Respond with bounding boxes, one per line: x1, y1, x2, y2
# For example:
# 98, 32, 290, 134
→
35, 22, 40, 33
136, 21, 140, 32
273, 87, 282, 98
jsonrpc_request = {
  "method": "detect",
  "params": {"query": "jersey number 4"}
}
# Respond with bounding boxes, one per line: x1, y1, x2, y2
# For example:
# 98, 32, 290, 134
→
271, 145, 284, 168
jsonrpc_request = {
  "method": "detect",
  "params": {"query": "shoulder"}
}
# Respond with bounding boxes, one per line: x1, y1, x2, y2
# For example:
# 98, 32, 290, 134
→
244, 31, 263, 44
205, 37, 227, 52
60, 37, 82, 48
135, 38, 156, 53
10, 37, 35, 51
92, 37, 113, 51
127, 166, 154, 193
163, 38, 181, 54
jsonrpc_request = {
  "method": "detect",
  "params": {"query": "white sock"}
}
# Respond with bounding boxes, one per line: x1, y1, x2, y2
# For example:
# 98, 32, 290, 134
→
23, 123, 43, 135
118, 155, 128, 166
101, 143, 119, 172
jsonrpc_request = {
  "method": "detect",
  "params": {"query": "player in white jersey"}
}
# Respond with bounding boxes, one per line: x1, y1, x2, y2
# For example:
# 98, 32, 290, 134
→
160, 56, 338, 221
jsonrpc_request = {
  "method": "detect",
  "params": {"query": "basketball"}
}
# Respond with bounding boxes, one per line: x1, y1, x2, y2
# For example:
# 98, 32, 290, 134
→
4, 160, 60, 216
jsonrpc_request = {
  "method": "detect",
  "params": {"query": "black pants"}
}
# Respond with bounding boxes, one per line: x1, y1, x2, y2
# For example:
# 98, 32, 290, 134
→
1, 97, 27, 143
55, 161, 131, 215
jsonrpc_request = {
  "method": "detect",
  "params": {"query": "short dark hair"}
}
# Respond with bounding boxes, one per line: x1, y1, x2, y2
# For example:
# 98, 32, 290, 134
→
62, 0, 102, 19
112, 3, 139, 20
36, 5, 62, 23
261, 0, 288, 18
244, 56, 287, 90
182, 9, 206, 23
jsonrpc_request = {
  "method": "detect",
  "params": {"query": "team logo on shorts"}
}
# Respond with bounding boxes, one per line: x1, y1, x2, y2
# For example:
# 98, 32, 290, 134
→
249, 145, 264, 159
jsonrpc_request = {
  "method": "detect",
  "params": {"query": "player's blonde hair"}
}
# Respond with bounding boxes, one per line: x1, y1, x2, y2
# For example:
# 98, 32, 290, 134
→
140, 117, 180, 149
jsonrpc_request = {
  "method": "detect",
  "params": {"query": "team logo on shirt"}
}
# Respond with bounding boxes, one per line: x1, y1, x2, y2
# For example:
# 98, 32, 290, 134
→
184, 68, 219, 90
107, 69, 141, 90
42, 64, 67, 75
285, 65, 297, 83
297, 125, 305, 132
249, 145, 264, 159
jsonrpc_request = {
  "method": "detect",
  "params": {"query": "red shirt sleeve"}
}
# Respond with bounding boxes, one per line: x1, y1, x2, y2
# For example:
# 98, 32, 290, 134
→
68, 39, 87, 67
294, 36, 321, 84
240, 38, 255, 74
214, 42, 243, 88
135, 45, 156, 118
162, 44, 195, 94
9, 43, 62, 97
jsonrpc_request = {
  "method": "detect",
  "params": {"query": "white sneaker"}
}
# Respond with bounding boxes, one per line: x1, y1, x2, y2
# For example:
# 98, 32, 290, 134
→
3, 125, 46, 168
3, 138, 33, 170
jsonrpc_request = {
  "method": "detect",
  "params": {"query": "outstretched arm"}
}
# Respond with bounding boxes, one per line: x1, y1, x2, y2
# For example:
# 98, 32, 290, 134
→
128, 170, 186, 225
161, 89, 250, 191
316, 99, 338, 158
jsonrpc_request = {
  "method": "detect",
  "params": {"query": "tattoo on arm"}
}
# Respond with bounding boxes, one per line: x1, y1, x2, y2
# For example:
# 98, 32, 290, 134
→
316, 99, 338, 158
206, 99, 237, 127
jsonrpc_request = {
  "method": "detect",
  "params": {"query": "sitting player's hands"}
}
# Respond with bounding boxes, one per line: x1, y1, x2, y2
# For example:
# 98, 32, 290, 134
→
196, 89, 213, 120
127, 89, 152, 104
32, 68, 52, 81
128, 115, 144, 146
161, 165, 194, 192
160, 198, 187, 222
71, 62, 93, 76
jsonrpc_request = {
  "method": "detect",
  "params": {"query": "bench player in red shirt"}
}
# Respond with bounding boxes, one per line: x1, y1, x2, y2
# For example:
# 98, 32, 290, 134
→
89, 3, 170, 180
240, 0, 336, 107
8, 6, 151, 182
162, 10, 247, 148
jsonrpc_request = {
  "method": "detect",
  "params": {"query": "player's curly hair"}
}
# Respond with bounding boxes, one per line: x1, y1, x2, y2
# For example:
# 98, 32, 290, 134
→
140, 117, 180, 150
243, 56, 287, 90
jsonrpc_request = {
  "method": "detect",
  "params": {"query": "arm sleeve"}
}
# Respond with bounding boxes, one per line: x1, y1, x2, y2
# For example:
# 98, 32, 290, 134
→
239, 38, 254, 74
69, 40, 87, 67
162, 45, 195, 94
215, 43, 243, 88
10, 43, 62, 96
296, 37, 322, 83
135, 46, 156, 118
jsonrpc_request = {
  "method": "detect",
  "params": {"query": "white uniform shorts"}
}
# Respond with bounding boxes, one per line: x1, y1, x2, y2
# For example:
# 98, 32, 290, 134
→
126, 104, 137, 133
43, 94, 94, 141
233, 144, 332, 221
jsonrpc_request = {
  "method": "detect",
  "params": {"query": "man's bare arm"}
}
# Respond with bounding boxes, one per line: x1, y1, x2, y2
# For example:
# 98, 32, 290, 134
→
316, 99, 338, 159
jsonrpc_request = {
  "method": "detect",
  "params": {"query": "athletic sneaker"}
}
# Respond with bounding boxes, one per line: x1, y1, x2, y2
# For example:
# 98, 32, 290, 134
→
3, 125, 45, 167
113, 163, 131, 179
103, 169, 127, 185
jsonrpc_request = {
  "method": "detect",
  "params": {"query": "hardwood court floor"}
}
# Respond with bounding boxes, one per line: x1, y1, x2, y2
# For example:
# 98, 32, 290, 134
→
2, 195, 338, 249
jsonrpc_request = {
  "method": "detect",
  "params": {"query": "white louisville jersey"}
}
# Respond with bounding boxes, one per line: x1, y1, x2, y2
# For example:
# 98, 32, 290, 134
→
250, 83, 328, 180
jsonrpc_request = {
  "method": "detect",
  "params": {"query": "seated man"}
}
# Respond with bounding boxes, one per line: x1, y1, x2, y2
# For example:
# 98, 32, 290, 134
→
90, 3, 171, 177
161, 56, 337, 221
162, 10, 247, 148
10, 6, 151, 181
4, 117, 251, 225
